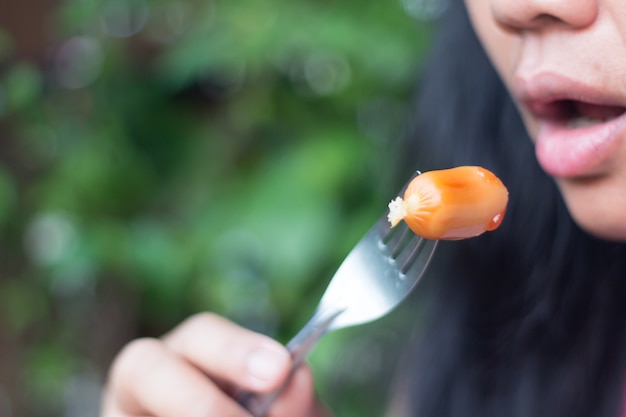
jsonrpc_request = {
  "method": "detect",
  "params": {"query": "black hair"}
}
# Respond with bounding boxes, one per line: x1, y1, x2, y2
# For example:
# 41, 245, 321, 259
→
403, 1, 626, 416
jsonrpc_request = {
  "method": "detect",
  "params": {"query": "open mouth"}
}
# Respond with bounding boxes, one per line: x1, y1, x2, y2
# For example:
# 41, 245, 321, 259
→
530, 98, 626, 177
533, 99, 626, 128
514, 74, 626, 176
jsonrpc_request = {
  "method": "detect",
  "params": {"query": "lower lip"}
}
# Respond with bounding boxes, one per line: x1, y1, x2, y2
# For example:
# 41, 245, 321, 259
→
534, 114, 626, 178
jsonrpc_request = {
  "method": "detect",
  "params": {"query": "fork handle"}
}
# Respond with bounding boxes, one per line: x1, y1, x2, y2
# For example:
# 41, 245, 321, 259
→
237, 308, 343, 417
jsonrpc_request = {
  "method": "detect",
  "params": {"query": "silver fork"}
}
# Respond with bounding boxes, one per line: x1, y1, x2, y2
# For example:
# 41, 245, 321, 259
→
239, 180, 439, 416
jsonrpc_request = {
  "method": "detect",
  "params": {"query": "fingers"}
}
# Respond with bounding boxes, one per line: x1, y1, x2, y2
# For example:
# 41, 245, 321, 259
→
162, 313, 291, 392
104, 337, 249, 417
102, 312, 329, 417
268, 366, 333, 417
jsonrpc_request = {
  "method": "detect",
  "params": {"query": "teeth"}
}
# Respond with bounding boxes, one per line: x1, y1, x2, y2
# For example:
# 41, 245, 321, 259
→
567, 116, 605, 129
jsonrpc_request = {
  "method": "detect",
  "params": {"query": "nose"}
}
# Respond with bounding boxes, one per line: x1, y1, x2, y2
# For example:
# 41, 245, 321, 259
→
490, 0, 598, 31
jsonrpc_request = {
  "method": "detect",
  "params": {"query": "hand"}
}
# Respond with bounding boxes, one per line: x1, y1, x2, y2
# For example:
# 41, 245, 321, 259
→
100, 313, 332, 417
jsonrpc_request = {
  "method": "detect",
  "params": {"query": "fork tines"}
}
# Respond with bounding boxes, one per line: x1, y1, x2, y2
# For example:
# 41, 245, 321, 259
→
380, 221, 431, 275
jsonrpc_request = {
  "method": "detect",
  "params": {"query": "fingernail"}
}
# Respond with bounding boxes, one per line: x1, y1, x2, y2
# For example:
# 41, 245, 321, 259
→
246, 346, 288, 384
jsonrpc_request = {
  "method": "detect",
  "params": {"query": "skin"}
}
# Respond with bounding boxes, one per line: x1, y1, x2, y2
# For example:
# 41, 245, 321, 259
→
102, 1, 626, 416
464, 0, 626, 241
100, 313, 331, 417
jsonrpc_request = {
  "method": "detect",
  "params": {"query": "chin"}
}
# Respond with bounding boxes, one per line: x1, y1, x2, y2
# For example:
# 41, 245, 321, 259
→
576, 218, 626, 241
559, 182, 626, 242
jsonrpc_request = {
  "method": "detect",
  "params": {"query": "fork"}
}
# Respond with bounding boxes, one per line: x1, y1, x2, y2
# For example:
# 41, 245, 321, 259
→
239, 178, 439, 416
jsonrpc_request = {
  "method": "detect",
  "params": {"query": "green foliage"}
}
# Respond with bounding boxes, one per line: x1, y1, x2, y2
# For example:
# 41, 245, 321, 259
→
0, 0, 436, 415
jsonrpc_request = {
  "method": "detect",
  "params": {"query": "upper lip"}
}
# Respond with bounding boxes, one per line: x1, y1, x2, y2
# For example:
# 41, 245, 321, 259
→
512, 72, 626, 120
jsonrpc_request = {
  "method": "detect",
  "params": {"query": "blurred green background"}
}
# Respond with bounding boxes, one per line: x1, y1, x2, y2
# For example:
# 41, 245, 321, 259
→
0, 0, 440, 415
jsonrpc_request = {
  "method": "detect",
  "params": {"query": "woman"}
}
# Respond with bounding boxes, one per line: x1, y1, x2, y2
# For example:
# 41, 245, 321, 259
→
100, 0, 626, 416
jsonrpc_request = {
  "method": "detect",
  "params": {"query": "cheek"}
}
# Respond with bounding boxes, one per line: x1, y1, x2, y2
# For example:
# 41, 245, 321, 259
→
464, 0, 519, 89
464, 0, 538, 141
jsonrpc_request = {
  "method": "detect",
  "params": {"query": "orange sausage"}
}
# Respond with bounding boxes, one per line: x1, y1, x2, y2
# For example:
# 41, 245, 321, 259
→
387, 166, 509, 240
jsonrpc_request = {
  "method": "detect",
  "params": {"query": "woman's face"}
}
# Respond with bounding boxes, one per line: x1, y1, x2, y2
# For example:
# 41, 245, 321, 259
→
464, 0, 626, 240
